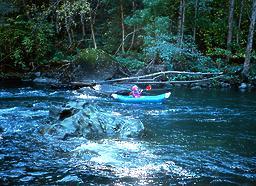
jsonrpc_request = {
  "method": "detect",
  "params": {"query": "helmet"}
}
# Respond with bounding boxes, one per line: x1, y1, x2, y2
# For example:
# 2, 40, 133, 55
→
132, 85, 138, 91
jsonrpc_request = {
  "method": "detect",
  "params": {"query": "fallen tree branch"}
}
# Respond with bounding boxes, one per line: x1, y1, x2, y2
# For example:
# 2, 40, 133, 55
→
117, 75, 224, 84
153, 74, 163, 80
71, 81, 97, 88
96, 70, 223, 84
71, 75, 224, 87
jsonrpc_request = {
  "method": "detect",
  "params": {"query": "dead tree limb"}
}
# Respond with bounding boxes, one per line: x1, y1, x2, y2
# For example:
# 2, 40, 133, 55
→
71, 71, 223, 87
115, 75, 224, 84
71, 75, 223, 87
98, 70, 223, 84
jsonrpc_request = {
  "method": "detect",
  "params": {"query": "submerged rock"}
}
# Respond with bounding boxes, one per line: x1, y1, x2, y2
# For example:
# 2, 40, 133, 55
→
59, 108, 75, 120
20, 176, 34, 182
47, 105, 144, 140
57, 175, 83, 184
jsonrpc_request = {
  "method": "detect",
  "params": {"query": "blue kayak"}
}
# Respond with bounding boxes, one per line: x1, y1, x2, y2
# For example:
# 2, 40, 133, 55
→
111, 92, 171, 103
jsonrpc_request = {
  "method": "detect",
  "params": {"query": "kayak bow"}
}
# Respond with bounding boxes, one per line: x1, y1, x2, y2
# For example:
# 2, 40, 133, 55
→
111, 92, 171, 103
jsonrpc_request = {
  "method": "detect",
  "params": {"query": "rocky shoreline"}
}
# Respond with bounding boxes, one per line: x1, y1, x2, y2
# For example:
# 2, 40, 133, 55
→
174, 81, 256, 91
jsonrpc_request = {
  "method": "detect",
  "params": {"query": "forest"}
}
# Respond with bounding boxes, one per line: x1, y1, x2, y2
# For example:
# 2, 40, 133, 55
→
1, 1, 256, 185
0, 0, 256, 84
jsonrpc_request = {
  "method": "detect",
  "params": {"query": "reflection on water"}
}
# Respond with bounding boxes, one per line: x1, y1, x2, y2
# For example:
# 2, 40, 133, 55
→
0, 86, 256, 185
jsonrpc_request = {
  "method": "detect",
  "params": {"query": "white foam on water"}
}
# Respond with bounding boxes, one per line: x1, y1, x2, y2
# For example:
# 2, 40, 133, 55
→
76, 94, 99, 99
0, 107, 18, 114
71, 140, 196, 180
72, 140, 141, 164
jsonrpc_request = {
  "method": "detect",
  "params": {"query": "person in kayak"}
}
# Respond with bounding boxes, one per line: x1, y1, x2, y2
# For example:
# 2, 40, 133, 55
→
130, 85, 143, 98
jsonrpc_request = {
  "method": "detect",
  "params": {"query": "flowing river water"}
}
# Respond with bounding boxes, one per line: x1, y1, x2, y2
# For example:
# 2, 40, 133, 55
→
0, 83, 256, 185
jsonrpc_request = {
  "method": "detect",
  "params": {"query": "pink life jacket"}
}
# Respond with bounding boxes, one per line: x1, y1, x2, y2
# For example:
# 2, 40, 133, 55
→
131, 89, 142, 98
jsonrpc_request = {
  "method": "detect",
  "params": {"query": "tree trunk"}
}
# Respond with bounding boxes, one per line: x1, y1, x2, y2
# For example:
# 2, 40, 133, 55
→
242, 0, 256, 79
71, 27, 75, 45
226, 0, 235, 62
120, 0, 125, 52
193, 0, 199, 41
178, 0, 185, 45
55, 14, 60, 33
90, 11, 97, 49
181, 0, 185, 43
22, 0, 31, 19
53, 0, 61, 34
65, 16, 72, 47
128, 26, 136, 51
236, 0, 244, 45
80, 13, 86, 41
89, 0, 100, 49
128, 1, 136, 51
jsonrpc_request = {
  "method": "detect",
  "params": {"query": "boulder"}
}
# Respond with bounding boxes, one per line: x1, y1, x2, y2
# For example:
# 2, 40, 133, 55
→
47, 105, 144, 140
34, 72, 41, 77
33, 77, 59, 84
220, 82, 231, 88
239, 83, 247, 89
59, 108, 75, 120
190, 86, 202, 90
49, 106, 64, 120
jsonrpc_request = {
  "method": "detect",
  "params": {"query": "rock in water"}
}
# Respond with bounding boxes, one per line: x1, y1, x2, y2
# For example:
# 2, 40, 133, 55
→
33, 77, 59, 84
48, 105, 144, 139
57, 175, 83, 184
239, 83, 247, 89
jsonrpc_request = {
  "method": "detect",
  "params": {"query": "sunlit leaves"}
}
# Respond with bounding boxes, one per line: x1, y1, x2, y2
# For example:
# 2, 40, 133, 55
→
56, 0, 90, 29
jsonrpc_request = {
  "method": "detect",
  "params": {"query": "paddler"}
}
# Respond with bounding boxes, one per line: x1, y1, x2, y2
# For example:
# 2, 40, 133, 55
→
130, 85, 143, 98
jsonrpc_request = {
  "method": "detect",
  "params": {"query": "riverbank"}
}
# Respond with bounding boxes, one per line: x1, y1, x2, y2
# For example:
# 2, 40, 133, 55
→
1, 68, 256, 93
1, 46, 256, 91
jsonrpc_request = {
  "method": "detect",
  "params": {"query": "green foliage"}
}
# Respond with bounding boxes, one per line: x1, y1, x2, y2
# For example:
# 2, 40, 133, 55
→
0, 1, 18, 16
0, 0, 255, 82
207, 48, 232, 57
224, 65, 242, 74
141, 16, 213, 72
78, 48, 101, 63
51, 52, 72, 63
115, 54, 145, 72
77, 48, 114, 69
56, 0, 90, 21
248, 64, 256, 78
142, 17, 176, 64
0, 17, 54, 70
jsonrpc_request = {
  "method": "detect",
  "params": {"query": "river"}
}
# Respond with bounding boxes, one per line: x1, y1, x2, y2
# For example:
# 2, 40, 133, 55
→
0, 83, 256, 185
